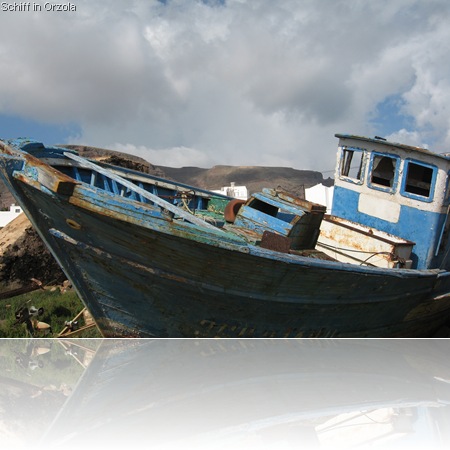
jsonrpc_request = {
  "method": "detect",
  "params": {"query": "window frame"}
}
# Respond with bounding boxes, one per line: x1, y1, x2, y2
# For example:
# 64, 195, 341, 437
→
367, 151, 400, 193
400, 158, 437, 203
338, 146, 366, 185
444, 171, 450, 206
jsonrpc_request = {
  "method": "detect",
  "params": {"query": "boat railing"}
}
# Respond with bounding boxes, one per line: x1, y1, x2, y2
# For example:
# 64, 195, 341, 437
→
63, 152, 222, 232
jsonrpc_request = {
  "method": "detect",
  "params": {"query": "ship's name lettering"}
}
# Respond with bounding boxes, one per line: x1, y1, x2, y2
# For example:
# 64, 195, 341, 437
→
44, 2, 76, 11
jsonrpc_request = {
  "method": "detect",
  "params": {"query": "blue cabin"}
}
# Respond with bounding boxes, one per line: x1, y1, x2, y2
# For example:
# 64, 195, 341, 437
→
331, 134, 450, 270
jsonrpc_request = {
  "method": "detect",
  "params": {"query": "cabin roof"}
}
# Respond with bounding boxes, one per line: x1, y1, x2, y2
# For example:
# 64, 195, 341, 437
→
335, 134, 450, 163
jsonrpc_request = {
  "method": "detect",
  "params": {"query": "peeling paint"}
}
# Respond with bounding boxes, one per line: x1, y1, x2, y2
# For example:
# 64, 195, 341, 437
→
2, 137, 450, 337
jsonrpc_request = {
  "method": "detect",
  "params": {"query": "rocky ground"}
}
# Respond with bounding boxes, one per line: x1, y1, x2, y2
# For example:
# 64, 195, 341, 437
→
0, 214, 66, 295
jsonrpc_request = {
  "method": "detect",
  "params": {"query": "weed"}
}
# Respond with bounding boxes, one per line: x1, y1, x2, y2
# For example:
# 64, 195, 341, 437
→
0, 289, 102, 338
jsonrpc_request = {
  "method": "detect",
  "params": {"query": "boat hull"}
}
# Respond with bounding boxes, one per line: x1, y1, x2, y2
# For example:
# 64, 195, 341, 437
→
2, 138, 450, 337
8, 178, 450, 338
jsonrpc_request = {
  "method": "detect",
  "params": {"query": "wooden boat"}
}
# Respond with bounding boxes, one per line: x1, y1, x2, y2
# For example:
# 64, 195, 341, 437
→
1, 134, 450, 337
5, 339, 449, 448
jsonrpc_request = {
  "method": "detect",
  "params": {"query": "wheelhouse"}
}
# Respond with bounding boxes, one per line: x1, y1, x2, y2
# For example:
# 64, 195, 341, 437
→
332, 134, 450, 270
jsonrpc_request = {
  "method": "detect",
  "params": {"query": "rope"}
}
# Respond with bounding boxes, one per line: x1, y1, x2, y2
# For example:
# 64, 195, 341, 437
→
318, 242, 395, 266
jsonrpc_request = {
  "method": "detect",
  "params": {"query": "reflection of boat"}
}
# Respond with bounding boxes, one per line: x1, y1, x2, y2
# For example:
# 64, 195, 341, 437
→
0, 339, 99, 448
2, 135, 450, 337
2, 339, 447, 449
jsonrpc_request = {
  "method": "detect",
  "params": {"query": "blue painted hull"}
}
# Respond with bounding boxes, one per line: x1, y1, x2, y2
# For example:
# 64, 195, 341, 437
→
2, 139, 450, 337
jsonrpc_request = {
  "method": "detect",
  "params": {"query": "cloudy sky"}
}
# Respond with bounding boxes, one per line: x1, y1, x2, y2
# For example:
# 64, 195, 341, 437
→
1, 0, 450, 172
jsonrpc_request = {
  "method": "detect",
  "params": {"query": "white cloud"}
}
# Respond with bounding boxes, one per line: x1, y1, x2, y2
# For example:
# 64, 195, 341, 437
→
1, 0, 450, 170
400, 21, 450, 150
114, 143, 214, 168
385, 129, 427, 148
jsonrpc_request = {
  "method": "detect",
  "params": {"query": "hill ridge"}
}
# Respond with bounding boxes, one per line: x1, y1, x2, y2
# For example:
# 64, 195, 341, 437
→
2, 145, 333, 208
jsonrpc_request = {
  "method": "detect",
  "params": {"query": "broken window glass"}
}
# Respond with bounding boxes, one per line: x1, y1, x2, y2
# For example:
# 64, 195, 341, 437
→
370, 154, 397, 188
340, 148, 364, 181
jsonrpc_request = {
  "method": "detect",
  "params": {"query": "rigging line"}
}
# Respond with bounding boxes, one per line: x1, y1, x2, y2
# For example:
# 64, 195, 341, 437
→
318, 242, 393, 256
322, 163, 360, 175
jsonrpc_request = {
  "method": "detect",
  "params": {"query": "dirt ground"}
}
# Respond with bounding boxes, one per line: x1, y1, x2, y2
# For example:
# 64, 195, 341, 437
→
0, 214, 65, 293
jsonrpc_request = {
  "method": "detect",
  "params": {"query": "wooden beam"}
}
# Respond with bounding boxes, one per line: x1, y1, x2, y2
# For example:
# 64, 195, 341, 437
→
64, 152, 222, 232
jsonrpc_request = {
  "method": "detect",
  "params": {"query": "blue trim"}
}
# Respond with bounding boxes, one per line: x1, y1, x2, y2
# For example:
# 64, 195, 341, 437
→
335, 133, 450, 162
400, 159, 437, 203
367, 151, 401, 193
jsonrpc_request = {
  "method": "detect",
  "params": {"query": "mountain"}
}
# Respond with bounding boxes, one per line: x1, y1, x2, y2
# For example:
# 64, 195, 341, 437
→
63, 145, 333, 197
1, 145, 333, 209
159, 165, 332, 197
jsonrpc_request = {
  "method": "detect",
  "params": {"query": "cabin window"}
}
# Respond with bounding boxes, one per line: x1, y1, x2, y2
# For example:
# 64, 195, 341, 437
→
339, 147, 364, 183
401, 160, 437, 201
369, 154, 398, 190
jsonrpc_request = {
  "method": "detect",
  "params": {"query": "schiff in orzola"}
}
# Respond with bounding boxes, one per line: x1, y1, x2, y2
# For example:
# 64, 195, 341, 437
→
1, 133, 450, 337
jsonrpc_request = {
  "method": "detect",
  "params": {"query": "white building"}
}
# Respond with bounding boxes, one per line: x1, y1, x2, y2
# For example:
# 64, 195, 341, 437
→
305, 183, 334, 213
212, 182, 248, 200
0, 204, 23, 228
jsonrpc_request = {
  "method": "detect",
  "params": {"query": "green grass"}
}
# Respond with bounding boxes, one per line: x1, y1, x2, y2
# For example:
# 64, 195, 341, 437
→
0, 338, 102, 436
0, 289, 102, 338
0, 338, 100, 387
